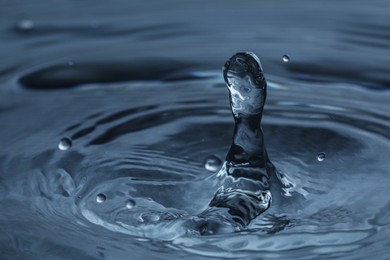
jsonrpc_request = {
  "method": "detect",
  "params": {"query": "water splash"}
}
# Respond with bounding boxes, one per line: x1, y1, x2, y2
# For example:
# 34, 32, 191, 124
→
204, 52, 276, 227
74, 52, 283, 237
1, 1, 389, 257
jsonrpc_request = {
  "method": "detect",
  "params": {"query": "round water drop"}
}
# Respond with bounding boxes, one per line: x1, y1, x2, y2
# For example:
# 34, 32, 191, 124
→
126, 199, 136, 209
317, 152, 326, 162
17, 20, 34, 31
204, 155, 222, 172
58, 138, 72, 151
282, 54, 290, 63
96, 193, 106, 203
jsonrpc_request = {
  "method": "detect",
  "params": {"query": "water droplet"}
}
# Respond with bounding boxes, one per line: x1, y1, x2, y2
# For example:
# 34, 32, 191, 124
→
17, 20, 34, 31
204, 156, 222, 172
317, 152, 326, 162
282, 54, 290, 63
58, 138, 72, 151
126, 199, 136, 209
96, 193, 106, 203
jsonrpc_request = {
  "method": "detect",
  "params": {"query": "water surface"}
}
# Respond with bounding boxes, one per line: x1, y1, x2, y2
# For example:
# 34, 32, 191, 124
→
0, 1, 389, 259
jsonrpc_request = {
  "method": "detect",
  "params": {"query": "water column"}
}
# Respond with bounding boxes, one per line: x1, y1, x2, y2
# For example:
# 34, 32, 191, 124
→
207, 52, 275, 228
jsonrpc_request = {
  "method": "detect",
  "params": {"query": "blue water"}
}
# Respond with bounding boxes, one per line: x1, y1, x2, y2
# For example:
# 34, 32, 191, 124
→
0, 1, 390, 259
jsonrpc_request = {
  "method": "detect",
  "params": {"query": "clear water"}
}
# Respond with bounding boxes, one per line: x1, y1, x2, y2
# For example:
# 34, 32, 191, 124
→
1, 1, 390, 259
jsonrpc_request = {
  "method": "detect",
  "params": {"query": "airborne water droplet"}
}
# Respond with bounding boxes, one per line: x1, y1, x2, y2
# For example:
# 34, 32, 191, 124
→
58, 138, 72, 151
126, 199, 136, 209
96, 193, 106, 203
317, 152, 326, 162
282, 54, 290, 63
204, 156, 222, 172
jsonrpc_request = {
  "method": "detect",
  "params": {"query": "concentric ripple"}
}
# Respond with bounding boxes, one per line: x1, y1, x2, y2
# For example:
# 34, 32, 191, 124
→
0, 74, 389, 258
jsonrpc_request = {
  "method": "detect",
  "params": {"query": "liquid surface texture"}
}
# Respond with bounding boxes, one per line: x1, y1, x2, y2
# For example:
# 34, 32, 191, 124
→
0, 1, 390, 259
208, 52, 276, 227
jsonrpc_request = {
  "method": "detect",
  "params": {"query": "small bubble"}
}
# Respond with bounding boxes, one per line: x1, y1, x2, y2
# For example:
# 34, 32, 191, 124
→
58, 138, 72, 151
68, 61, 74, 66
204, 155, 222, 172
126, 199, 136, 209
317, 152, 326, 162
96, 193, 106, 203
17, 20, 34, 31
282, 54, 290, 63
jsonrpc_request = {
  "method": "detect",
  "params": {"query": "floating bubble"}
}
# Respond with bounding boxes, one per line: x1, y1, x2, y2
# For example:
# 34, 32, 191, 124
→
96, 193, 106, 203
68, 61, 74, 66
204, 155, 222, 172
317, 152, 326, 162
17, 20, 34, 31
282, 54, 290, 63
126, 199, 136, 209
58, 138, 72, 151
